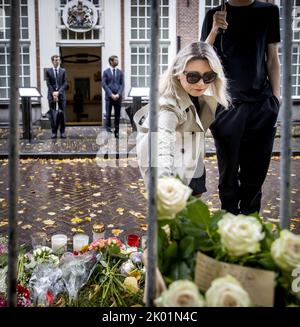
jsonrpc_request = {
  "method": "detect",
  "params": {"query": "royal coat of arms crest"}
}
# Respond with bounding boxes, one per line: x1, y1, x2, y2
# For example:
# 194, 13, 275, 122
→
62, 0, 98, 32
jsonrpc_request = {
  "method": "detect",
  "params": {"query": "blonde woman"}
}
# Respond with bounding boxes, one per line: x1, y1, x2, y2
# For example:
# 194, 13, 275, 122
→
135, 41, 230, 196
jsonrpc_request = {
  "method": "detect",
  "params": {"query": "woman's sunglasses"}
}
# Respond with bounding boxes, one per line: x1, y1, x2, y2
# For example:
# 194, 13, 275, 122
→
183, 71, 217, 84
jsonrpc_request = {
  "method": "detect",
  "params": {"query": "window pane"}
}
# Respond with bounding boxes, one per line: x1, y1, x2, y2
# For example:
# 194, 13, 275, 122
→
131, 29, 137, 39
162, 30, 168, 39
0, 66, 6, 75
139, 18, 145, 28
131, 18, 137, 27
23, 54, 29, 64
93, 29, 99, 39
131, 7, 137, 16
140, 29, 145, 38
22, 29, 28, 39
0, 89, 7, 98
23, 65, 30, 75
21, 6, 28, 16
131, 55, 137, 64
61, 29, 67, 39
23, 77, 30, 87
21, 17, 28, 28
139, 66, 145, 75
131, 66, 137, 75
0, 77, 6, 86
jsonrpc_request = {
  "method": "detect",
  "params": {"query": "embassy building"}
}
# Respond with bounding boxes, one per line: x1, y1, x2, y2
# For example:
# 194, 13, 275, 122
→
0, 0, 299, 125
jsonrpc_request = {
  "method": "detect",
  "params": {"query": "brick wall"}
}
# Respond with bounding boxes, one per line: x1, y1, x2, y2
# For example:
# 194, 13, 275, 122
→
176, 0, 199, 51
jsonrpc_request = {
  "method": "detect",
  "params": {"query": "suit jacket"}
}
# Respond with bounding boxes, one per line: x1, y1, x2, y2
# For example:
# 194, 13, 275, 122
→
102, 67, 124, 100
46, 67, 67, 102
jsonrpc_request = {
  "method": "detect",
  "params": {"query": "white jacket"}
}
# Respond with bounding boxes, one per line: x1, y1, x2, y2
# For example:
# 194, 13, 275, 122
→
134, 89, 217, 186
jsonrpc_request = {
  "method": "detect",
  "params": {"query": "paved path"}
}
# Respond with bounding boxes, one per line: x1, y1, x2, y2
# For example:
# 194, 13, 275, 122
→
0, 125, 300, 157
0, 156, 299, 247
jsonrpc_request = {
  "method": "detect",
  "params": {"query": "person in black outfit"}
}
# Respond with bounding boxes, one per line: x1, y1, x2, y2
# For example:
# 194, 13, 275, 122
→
201, 0, 281, 215
102, 55, 124, 138
46, 55, 68, 139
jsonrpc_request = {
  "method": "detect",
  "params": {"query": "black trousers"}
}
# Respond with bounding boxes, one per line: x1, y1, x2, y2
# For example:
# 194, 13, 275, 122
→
48, 98, 66, 134
105, 97, 122, 133
210, 95, 280, 215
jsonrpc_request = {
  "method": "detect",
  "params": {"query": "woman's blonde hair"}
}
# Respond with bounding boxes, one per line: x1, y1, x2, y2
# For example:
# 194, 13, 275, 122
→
159, 41, 230, 108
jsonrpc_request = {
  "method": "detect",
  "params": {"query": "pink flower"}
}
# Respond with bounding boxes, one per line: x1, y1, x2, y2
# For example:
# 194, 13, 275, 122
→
107, 237, 122, 247
89, 239, 107, 251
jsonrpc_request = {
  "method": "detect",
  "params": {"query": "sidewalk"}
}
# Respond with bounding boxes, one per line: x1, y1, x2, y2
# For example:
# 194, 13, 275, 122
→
0, 156, 299, 246
0, 123, 299, 158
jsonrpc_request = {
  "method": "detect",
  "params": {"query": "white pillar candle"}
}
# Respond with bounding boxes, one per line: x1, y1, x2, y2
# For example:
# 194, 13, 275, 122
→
51, 234, 67, 255
73, 234, 89, 252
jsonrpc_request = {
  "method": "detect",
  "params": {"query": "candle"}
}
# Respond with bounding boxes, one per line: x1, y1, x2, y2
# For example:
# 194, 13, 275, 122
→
31, 231, 47, 250
73, 234, 89, 252
51, 234, 67, 255
127, 234, 140, 248
92, 223, 105, 241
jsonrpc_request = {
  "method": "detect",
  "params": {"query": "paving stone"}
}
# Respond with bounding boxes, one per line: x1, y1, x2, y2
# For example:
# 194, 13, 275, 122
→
0, 157, 299, 247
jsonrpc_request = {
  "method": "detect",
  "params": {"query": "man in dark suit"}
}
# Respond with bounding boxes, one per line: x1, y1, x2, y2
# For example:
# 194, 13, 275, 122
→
102, 55, 124, 138
46, 55, 67, 139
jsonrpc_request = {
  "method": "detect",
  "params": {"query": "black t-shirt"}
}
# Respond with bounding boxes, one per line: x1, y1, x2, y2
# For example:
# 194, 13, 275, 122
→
189, 95, 201, 116
201, 1, 280, 102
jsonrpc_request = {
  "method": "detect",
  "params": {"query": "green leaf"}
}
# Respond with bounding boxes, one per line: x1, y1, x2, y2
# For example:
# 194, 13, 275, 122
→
178, 261, 192, 280
210, 210, 226, 230
161, 242, 178, 273
179, 236, 194, 259
186, 198, 210, 229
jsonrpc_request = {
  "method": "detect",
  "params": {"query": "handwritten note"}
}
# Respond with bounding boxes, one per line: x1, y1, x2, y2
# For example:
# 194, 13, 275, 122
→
195, 252, 276, 307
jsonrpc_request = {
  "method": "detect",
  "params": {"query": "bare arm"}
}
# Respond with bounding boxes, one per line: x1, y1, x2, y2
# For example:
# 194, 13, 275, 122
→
267, 43, 281, 102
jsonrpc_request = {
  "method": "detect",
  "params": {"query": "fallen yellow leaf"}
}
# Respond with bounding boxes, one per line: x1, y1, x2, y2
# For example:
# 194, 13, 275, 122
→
116, 208, 124, 215
93, 192, 101, 197
43, 219, 55, 226
71, 227, 85, 234
71, 217, 83, 224
47, 212, 56, 216
21, 224, 32, 230
111, 229, 124, 236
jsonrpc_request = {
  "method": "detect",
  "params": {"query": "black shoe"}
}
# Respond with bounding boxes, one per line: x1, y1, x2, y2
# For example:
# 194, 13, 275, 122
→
106, 127, 113, 133
114, 131, 119, 139
60, 133, 67, 139
51, 133, 57, 139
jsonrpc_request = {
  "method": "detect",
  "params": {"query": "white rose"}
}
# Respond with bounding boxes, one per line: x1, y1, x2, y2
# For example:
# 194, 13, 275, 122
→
218, 213, 265, 256
154, 280, 205, 307
271, 230, 300, 271
206, 275, 252, 307
157, 177, 192, 219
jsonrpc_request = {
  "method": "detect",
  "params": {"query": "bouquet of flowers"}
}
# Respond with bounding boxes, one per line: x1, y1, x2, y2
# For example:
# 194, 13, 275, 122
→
0, 236, 145, 307
156, 177, 300, 307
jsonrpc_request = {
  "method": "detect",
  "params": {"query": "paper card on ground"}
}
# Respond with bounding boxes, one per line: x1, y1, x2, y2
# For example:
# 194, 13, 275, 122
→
195, 251, 276, 307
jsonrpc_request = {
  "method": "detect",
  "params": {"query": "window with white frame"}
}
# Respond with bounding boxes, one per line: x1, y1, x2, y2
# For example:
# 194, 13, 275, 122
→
130, 0, 169, 87
278, 0, 300, 99
58, 0, 104, 41
0, 0, 30, 100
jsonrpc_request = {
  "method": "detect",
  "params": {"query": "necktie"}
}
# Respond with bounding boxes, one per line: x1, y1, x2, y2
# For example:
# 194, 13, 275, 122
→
112, 68, 116, 80
54, 68, 58, 89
